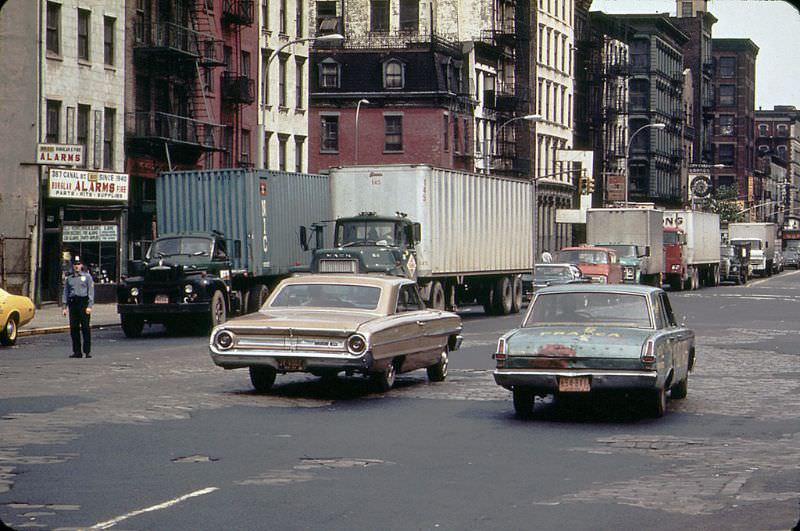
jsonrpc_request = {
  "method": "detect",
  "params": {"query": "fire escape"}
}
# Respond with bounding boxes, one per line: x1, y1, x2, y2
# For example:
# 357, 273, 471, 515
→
220, 0, 255, 167
127, 1, 227, 166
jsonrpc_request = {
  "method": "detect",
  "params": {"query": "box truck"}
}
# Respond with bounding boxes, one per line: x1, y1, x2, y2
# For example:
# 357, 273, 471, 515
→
116, 169, 330, 336
662, 210, 721, 290
585, 208, 664, 286
728, 222, 779, 276
301, 165, 534, 315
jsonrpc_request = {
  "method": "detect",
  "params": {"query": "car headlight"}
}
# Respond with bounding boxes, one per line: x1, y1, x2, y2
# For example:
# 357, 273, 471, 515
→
346, 334, 367, 355
184, 284, 193, 294
130, 287, 139, 297
214, 330, 234, 350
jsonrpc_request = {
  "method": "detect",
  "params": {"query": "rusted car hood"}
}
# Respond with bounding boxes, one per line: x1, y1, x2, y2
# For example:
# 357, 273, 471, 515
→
505, 326, 653, 359
220, 308, 380, 334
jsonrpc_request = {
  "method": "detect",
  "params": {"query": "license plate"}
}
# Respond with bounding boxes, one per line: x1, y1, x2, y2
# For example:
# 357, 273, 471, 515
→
278, 358, 304, 371
558, 376, 590, 393
154, 294, 169, 304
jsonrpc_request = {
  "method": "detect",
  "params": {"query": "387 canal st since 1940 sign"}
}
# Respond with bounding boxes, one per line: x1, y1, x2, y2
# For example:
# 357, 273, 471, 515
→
48, 168, 129, 201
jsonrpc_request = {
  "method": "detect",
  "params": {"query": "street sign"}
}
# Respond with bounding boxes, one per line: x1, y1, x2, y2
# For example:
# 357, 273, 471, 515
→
606, 174, 625, 203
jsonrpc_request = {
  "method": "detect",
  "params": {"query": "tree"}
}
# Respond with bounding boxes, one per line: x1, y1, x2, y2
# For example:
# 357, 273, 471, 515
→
710, 184, 745, 223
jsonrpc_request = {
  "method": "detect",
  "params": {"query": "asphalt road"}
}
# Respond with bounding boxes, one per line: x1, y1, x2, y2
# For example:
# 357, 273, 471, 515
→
1, 272, 799, 530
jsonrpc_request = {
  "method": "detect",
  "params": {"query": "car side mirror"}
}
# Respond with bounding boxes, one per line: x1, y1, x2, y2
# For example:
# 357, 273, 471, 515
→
299, 226, 309, 251
640, 245, 650, 257
412, 223, 421, 245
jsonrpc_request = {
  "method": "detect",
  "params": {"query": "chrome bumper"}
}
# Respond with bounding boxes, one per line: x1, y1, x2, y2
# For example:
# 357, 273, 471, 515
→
493, 368, 659, 391
209, 348, 373, 372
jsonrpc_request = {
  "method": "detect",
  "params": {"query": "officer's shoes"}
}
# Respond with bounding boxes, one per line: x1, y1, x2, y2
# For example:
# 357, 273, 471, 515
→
84, 353, 92, 358
69, 354, 82, 358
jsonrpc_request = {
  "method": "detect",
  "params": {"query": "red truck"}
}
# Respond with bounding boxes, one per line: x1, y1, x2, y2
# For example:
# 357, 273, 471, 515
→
555, 245, 623, 284
662, 210, 721, 291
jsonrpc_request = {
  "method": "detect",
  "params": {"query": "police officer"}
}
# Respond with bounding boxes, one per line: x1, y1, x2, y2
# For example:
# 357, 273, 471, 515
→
62, 257, 94, 358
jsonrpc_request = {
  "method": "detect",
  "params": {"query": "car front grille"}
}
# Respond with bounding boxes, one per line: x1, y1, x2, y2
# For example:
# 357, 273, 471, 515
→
318, 259, 359, 273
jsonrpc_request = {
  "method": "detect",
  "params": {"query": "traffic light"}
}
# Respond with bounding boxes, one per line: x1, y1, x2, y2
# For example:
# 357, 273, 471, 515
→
586, 176, 595, 194
578, 175, 587, 194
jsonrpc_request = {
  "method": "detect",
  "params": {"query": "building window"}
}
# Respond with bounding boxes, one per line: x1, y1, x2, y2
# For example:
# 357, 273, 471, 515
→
103, 108, 115, 169
241, 129, 251, 165
758, 123, 768, 137
319, 59, 340, 88
296, 0, 303, 36
46, 100, 61, 143
103, 16, 115, 65
278, 135, 288, 171
718, 144, 735, 166
463, 117, 469, 156
278, 57, 287, 107
295, 58, 305, 109
383, 60, 404, 89
77, 104, 90, 167
261, 49, 270, 105
443, 114, 449, 151
316, 1, 337, 33
681, 1, 693, 17
223, 128, 234, 166
718, 84, 735, 106
295, 136, 305, 172
241, 50, 251, 77
262, 0, 269, 31
384, 115, 403, 152
77, 9, 90, 61
453, 118, 460, 153
777, 145, 787, 159
280, 0, 287, 33
399, 0, 419, 31
719, 57, 736, 78
263, 131, 272, 168
371, 0, 389, 32
46, 2, 61, 55
719, 115, 735, 136
321, 115, 339, 152
777, 124, 788, 137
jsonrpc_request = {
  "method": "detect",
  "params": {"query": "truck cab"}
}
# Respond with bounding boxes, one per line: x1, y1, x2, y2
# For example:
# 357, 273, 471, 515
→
117, 231, 239, 337
304, 213, 421, 279
555, 246, 623, 284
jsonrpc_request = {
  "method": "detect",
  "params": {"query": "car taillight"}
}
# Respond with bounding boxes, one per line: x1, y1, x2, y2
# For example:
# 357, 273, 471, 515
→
641, 340, 656, 365
494, 338, 507, 363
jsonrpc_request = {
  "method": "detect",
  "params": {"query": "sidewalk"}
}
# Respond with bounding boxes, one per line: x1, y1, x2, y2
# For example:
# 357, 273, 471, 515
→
18, 302, 120, 336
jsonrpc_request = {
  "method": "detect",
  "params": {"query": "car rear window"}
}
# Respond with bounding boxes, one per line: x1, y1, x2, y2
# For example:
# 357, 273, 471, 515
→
270, 284, 381, 310
525, 291, 652, 328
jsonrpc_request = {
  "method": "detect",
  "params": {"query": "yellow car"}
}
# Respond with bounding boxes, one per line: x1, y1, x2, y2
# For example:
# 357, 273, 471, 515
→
0, 287, 35, 346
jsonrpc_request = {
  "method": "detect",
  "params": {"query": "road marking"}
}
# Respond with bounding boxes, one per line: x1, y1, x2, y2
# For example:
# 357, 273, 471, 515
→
89, 487, 218, 529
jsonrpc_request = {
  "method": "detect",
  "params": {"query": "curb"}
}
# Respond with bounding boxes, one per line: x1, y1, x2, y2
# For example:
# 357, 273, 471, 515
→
19, 323, 120, 337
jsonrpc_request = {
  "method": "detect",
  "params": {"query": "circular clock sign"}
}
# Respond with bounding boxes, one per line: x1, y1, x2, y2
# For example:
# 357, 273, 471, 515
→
691, 175, 712, 198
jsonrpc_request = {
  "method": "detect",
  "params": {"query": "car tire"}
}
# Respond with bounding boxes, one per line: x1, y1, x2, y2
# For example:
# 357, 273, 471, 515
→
510, 276, 523, 314
426, 348, 449, 382
647, 387, 667, 418
512, 387, 535, 417
249, 366, 277, 392
246, 285, 269, 313
670, 377, 688, 399
1, 316, 18, 346
208, 290, 227, 330
373, 359, 398, 392
429, 281, 446, 311
120, 315, 144, 338
493, 276, 513, 316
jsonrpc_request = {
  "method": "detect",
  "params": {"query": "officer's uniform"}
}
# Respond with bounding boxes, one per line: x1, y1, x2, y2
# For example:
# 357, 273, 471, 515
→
63, 261, 94, 358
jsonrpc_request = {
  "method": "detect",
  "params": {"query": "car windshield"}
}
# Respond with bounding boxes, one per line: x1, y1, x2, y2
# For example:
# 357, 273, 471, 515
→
785, 241, 800, 251
336, 221, 401, 246
720, 246, 734, 258
535, 265, 575, 280
525, 291, 653, 328
556, 250, 609, 264
663, 231, 680, 245
270, 283, 382, 310
602, 245, 637, 258
149, 237, 212, 258
731, 238, 762, 250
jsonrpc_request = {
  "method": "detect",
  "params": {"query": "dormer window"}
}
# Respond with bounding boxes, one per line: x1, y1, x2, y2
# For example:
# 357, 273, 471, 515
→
383, 59, 405, 89
319, 58, 340, 88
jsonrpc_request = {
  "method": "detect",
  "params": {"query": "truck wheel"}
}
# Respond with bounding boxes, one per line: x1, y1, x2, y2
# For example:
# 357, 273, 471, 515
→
249, 366, 276, 392
1, 316, 18, 346
120, 315, 144, 338
712, 266, 720, 286
426, 347, 449, 382
510, 276, 523, 314
493, 277, 513, 315
208, 291, 227, 329
512, 387, 535, 418
246, 285, 269, 313
429, 281, 446, 311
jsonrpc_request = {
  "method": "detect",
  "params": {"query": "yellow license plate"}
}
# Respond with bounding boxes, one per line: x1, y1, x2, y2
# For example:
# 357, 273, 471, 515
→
278, 358, 304, 371
558, 376, 590, 393
154, 294, 169, 304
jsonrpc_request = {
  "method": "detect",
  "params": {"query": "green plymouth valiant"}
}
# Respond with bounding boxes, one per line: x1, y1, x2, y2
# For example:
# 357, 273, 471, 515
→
493, 284, 694, 418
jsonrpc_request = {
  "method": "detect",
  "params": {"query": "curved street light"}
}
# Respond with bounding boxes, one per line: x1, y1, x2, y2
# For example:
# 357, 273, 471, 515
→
266, 33, 344, 69
625, 122, 666, 205
491, 114, 543, 172
355, 98, 370, 164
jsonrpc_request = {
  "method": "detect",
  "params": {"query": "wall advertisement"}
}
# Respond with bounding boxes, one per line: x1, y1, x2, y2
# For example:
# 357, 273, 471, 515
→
48, 168, 129, 201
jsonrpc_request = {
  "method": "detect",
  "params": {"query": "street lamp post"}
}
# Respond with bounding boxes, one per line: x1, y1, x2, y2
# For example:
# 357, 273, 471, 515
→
258, 33, 344, 168
354, 98, 369, 164
625, 122, 666, 205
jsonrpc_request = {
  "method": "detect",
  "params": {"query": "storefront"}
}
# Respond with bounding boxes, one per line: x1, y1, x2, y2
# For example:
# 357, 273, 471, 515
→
40, 167, 129, 303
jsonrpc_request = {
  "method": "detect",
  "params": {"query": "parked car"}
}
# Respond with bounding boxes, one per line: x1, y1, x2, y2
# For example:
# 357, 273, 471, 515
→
0, 288, 36, 346
492, 284, 695, 418
720, 245, 749, 285
521, 263, 587, 300
783, 246, 800, 269
555, 246, 623, 284
209, 274, 463, 392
